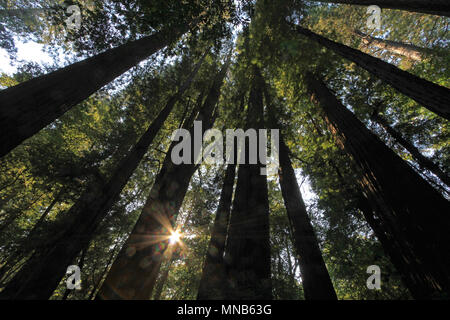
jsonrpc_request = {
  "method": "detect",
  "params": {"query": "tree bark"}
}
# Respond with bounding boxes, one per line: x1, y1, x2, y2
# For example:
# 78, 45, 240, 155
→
0, 56, 204, 300
292, 24, 450, 120
0, 21, 195, 158
224, 67, 272, 300
331, 161, 434, 299
277, 135, 337, 300
97, 58, 230, 300
371, 112, 450, 187
310, 0, 450, 17
305, 72, 450, 298
197, 163, 236, 300
354, 30, 429, 61
356, 193, 430, 299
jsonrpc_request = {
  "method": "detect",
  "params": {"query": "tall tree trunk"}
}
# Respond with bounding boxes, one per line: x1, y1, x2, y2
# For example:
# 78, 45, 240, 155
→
97, 58, 230, 300
330, 160, 433, 299
0, 20, 196, 158
371, 112, 450, 187
87, 242, 121, 300
356, 193, 431, 299
197, 163, 236, 300
310, 0, 450, 17
27, 189, 63, 237
224, 67, 272, 300
354, 30, 429, 61
153, 258, 174, 300
292, 24, 450, 120
0, 56, 205, 300
0, 189, 62, 282
305, 72, 450, 298
277, 135, 337, 300
61, 248, 88, 300
264, 79, 336, 300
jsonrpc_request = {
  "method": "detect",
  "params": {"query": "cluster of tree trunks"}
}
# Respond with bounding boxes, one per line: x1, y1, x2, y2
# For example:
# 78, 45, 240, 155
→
197, 163, 236, 299
0, 55, 205, 300
305, 72, 450, 299
97, 58, 230, 300
1, 0, 450, 301
221, 67, 272, 300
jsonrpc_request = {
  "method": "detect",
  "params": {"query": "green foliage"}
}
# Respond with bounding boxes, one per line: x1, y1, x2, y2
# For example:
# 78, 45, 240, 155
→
1, 0, 448, 300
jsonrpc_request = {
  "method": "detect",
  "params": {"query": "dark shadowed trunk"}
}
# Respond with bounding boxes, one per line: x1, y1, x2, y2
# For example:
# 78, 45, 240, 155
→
0, 56, 205, 300
292, 24, 450, 120
310, 0, 450, 17
264, 80, 336, 300
354, 30, 430, 61
371, 112, 450, 187
277, 136, 337, 300
87, 242, 121, 300
0, 20, 197, 158
355, 192, 435, 299
197, 163, 236, 300
224, 67, 272, 300
305, 72, 450, 299
0, 189, 63, 282
331, 161, 436, 299
97, 58, 230, 300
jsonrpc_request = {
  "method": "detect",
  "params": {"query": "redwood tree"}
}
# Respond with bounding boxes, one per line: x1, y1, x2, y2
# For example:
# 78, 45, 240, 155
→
371, 112, 450, 187
0, 19, 198, 158
97, 58, 230, 300
292, 24, 450, 120
0, 55, 205, 300
277, 133, 337, 300
305, 72, 450, 298
224, 67, 272, 300
197, 163, 236, 300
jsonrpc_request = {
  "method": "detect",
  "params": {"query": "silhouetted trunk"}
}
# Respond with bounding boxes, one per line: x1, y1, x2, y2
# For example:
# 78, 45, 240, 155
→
28, 189, 63, 237
277, 136, 337, 300
263, 80, 336, 300
224, 67, 272, 300
197, 163, 236, 300
292, 24, 450, 120
371, 112, 450, 187
356, 193, 429, 299
62, 248, 87, 300
0, 20, 196, 158
331, 161, 431, 299
305, 72, 450, 298
87, 242, 121, 300
310, 0, 450, 17
0, 189, 62, 282
153, 259, 174, 300
0, 56, 205, 300
354, 30, 429, 61
97, 58, 230, 300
